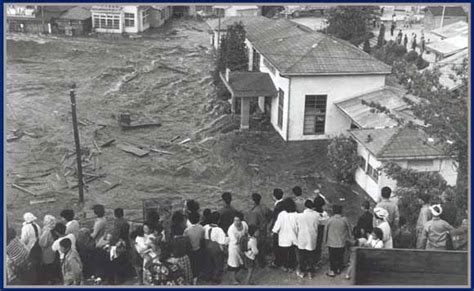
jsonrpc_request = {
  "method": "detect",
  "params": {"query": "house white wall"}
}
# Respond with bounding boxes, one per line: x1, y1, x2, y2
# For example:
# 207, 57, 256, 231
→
355, 142, 458, 202
288, 75, 386, 141
92, 6, 152, 34
225, 7, 261, 17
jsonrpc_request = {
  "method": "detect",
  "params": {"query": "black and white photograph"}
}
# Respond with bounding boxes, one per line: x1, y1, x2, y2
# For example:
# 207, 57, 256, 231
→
4, 3, 470, 287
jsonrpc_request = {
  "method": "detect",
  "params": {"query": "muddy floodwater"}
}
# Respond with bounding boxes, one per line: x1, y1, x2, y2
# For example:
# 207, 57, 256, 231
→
5, 18, 362, 241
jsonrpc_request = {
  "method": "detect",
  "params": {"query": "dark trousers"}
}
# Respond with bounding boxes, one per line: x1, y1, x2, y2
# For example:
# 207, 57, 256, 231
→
280, 245, 297, 270
315, 225, 325, 264
189, 249, 203, 279
256, 237, 270, 267
297, 249, 315, 273
328, 247, 345, 273
204, 242, 224, 282
272, 234, 283, 267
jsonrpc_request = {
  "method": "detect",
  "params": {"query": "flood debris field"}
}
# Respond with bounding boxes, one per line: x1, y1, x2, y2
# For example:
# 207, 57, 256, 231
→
6, 19, 361, 285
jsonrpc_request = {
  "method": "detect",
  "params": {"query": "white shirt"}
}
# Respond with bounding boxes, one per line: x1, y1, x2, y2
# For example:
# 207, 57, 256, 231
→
52, 234, 77, 259
295, 209, 319, 251
227, 221, 248, 268
274, 199, 283, 206
135, 236, 148, 256
245, 237, 259, 260
203, 224, 228, 245
65, 220, 80, 238
377, 221, 393, 249
20, 223, 41, 252
316, 211, 330, 226
272, 211, 297, 247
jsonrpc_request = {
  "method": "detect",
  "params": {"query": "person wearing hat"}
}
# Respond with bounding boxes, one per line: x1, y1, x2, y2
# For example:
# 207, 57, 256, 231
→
373, 207, 393, 249
20, 212, 41, 252
419, 205, 454, 250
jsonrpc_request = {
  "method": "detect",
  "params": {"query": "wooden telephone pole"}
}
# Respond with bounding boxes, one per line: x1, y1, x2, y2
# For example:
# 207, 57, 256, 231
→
69, 84, 84, 204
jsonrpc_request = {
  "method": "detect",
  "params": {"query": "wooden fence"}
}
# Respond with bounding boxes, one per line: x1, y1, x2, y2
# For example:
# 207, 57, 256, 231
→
353, 248, 468, 286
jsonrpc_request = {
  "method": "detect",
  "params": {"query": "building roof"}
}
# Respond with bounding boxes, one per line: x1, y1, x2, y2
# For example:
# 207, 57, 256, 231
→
430, 21, 468, 39
59, 6, 91, 20
426, 6, 467, 17
245, 18, 392, 76
213, 5, 259, 10
435, 49, 468, 90
220, 71, 277, 98
206, 16, 270, 31
425, 35, 468, 57
350, 127, 447, 160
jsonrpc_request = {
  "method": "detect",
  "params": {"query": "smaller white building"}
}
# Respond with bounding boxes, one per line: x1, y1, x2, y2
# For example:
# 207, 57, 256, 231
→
91, 5, 171, 34
213, 5, 261, 17
349, 127, 458, 202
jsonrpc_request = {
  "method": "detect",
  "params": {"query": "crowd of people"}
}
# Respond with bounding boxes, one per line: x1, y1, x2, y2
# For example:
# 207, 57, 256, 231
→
6, 185, 461, 286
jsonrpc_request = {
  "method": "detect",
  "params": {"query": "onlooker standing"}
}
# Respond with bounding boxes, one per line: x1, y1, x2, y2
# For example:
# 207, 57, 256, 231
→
373, 207, 393, 248
270, 188, 285, 268
91, 204, 107, 245
21, 212, 42, 284
396, 29, 403, 44
60, 209, 80, 239
272, 198, 298, 272
38, 214, 60, 284
415, 194, 432, 248
390, 22, 395, 36
203, 212, 228, 284
295, 200, 319, 279
200, 209, 212, 226
376, 187, 400, 235
130, 226, 145, 285
292, 186, 306, 213
324, 205, 351, 277
403, 34, 408, 48
313, 195, 329, 267
76, 228, 95, 280
110, 208, 130, 284
60, 238, 83, 285
52, 223, 77, 259
184, 211, 205, 285
411, 33, 417, 51
170, 214, 193, 285
356, 200, 373, 235
394, 217, 415, 248
111, 208, 130, 248
246, 193, 272, 267
6, 227, 30, 284
440, 190, 458, 226
218, 192, 239, 234
244, 225, 259, 285
420, 205, 454, 250
227, 213, 248, 285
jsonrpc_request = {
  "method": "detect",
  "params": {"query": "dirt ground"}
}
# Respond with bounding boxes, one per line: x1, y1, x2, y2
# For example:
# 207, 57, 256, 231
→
6, 18, 368, 286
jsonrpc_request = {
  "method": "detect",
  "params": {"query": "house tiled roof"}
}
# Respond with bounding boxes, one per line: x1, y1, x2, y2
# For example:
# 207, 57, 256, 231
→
335, 86, 421, 128
59, 6, 91, 20
350, 127, 446, 160
425, 35, 468, 58
245, 19, 392, 76
222, 71, 277, 97
426, 6, 467, 17
208, 17, 391, 75
431, 21, 468, 39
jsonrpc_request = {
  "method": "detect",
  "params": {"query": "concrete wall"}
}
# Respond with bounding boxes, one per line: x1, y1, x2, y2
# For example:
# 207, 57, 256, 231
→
288, 75, 386, 141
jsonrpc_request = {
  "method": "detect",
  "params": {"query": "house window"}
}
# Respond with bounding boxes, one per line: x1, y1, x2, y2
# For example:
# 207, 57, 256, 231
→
277, 89, 284, 129
367, 163, 379, 182
263, 57, 276, 75
304, 95, 327, 135
359, 156, 367, 171
252, 49, 260, 72
142, 9, 149, 24
93, 13, 120, 29
407, 159, 434, 171
124, 12, 135, 27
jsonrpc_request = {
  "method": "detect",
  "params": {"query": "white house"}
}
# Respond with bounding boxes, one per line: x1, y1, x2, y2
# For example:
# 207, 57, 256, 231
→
243, 19, 392, 141
91, 5, 171, 34
349, 127, 458, 201
213, 5, 261, 17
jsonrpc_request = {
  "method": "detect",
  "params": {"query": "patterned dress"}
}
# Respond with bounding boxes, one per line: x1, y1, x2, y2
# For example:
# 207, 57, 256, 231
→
143, 255, 185, 286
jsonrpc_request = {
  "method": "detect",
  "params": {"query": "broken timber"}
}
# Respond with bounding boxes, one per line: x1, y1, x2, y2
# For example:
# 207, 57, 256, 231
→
12, 184, 38, 196
150, 148, 173, 155
102, 181, 121, 193
120, 122, 162, 130
100, 139, 116, 148
117, 143, 150, 157
30, 197, 56, 205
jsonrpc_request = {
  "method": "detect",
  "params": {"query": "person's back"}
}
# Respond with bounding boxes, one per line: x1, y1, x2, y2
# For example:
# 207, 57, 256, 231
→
423, 218, 454, 250
184, 223, 205, 251
376, 187, 399, 229
292, 186, 306, 213
440, 200, 457, 226
325, 214, 351, 248
356, 201, 373, 234
218, 192, 239, 233
295, 206, 319, 251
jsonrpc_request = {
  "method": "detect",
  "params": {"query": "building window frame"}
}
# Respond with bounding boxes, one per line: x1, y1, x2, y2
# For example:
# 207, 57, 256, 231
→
367, 163, 379, 182
93, 13, 120, 30
124, 12, 135, 27
303, 94, 327, 135
142, 8, 149, 25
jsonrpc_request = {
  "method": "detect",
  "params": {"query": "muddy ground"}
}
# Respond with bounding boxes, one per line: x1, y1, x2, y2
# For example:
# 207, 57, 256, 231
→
6, 18, 366, 286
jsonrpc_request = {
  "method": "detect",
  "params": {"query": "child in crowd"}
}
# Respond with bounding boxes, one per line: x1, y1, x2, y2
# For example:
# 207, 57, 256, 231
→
244, 225, 259, 285
60, 238, 83, 285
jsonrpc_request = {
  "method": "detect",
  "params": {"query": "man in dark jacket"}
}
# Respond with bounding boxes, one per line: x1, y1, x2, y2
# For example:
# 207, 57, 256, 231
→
356, 200, 373, 235
217, 192, 239, 234
246, 193, 272, 267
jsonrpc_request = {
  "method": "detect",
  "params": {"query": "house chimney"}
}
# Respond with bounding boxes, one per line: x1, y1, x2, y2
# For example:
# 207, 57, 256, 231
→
366, 134, 373, 143
225, 68, 231, 82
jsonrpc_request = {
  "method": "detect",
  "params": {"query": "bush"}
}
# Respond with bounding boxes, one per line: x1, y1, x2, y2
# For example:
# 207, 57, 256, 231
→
404, 50, 419, 63
363, 38, 371, 53
327, 135, 361, 183
416, 56, 429, 70
373, 40, 407, 65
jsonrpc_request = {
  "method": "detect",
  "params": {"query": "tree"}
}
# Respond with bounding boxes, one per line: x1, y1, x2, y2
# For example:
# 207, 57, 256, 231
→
326, 6, 378, 45
373, 40, 407, 65
376, 23, 386, 48
363, 38, 371, 53
327, 135, 361, 183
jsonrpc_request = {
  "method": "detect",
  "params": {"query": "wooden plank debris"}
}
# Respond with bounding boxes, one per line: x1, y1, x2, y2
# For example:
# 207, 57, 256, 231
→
178, 138, 191, 145
92, 139, 102, 153
102, 181, 121, 193
100, 139, 116, 148
169, 135, 181, 142
117, 143, 150, 157
150, 148, 174, 155
30, 197, 56, 205
157, 62, 188, 75
12, 184, 38, 196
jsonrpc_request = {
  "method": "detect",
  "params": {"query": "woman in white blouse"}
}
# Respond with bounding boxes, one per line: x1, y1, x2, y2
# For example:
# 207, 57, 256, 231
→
272, 198, 298, 272
227, 212, 248, 285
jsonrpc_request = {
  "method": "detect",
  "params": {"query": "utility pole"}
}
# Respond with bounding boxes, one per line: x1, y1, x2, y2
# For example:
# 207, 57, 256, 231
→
41, 5, 45, 34
440, 5, 446, 28
217, 14, 221, 50
69, 83, 84, 204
